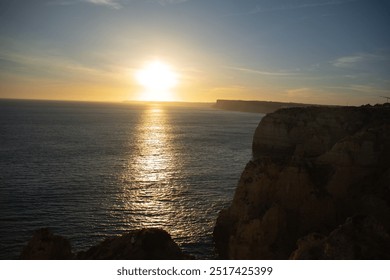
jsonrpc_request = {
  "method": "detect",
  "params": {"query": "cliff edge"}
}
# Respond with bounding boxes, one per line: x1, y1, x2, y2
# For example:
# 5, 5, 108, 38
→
214, 104, 390, 259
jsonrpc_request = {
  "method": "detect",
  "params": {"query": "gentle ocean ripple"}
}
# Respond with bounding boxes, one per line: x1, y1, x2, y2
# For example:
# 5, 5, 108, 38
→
0, 100, 262, 259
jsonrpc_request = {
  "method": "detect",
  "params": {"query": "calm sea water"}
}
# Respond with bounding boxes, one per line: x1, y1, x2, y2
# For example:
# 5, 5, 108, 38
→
0, 99, 262, 259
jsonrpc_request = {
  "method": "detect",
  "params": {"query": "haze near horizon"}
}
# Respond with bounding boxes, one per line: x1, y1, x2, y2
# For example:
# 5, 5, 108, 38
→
0, 0, 389, 105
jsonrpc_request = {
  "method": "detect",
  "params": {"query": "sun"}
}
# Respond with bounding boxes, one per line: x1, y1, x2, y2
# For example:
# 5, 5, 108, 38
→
135, 61, 178, 101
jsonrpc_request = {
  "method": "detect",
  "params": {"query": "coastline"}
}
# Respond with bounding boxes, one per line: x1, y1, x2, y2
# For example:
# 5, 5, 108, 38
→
12, 102, 390, 259
213, 99, 330, 114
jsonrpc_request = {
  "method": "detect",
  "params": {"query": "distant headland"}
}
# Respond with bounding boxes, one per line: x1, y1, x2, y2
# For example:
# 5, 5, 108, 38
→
214, 99, 329, 114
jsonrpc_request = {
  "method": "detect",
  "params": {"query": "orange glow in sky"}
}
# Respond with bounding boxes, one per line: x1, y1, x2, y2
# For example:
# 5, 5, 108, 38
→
0, 1, 389, 105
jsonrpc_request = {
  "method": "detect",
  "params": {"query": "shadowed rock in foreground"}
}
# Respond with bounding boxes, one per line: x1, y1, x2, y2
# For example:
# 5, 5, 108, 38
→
214, 103, 390, 259
77, 228, 184, 260
20, 228, 185, 260
290, 215, 390, 259
20, 228, 73, 260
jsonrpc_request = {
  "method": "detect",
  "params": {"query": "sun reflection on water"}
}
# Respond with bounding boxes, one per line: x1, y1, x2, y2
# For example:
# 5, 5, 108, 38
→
118, 105, 186, 237
133, 107, 171, 182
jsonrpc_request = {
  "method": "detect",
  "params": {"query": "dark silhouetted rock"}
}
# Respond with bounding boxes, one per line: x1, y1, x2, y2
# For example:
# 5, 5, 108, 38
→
77, 228, 185, 260
20, 228, 73, 260
20, 228, 186, 260
214, 104, 390, 259
213, 209, 233, 258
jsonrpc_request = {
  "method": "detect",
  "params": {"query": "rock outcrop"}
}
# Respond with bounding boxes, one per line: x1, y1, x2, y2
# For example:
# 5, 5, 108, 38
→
20, 228, 186, 260
214, 104, 390, 259
77, 228, 185, 260
20, 228, 74, 260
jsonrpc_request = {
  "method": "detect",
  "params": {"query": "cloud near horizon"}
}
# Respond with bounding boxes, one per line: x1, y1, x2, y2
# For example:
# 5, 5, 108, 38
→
0, 47, 128, 86
85, 0, 188, 9
50, 0, 189, 9
227, 66, 300, 77
257, 0, 358, 12
85, 0, 121, 9
224, 0, 358, 17
332, 52, 389, 68
155, 0, 188, 5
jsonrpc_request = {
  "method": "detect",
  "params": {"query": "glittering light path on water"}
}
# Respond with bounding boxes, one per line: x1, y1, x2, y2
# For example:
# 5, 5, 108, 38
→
118, 106, 193, 245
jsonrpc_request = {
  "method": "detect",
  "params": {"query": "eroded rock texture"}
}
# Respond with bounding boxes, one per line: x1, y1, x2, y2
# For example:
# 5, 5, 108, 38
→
290, 215, 390, 259
214, 104, 390, 259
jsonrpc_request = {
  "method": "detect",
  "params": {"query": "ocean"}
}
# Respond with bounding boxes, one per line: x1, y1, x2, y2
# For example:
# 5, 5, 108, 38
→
0, 99, 262, 259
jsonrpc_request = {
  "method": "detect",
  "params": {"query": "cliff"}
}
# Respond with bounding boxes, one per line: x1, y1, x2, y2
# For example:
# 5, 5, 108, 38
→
214, 99, 316, 114
214, 104, 390, 259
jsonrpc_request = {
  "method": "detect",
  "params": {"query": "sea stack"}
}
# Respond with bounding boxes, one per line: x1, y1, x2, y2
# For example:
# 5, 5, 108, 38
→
214, 104, 390, 259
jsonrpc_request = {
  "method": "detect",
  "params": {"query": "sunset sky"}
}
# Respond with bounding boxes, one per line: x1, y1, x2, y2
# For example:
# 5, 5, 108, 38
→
0, 0, 389, 105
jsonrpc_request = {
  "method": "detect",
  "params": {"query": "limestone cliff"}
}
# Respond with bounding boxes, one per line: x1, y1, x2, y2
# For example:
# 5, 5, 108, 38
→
214, 104, 390, 259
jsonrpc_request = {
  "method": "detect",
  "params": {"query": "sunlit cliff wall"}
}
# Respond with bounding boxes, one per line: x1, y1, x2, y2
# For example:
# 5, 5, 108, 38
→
214, 104, 390, 259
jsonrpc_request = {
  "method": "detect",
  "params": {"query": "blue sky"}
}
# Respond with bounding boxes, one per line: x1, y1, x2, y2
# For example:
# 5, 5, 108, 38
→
0, 0, 389, 104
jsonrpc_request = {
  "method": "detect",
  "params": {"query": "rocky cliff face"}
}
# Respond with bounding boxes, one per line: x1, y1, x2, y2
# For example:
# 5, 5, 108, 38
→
214, 104, 390, 259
